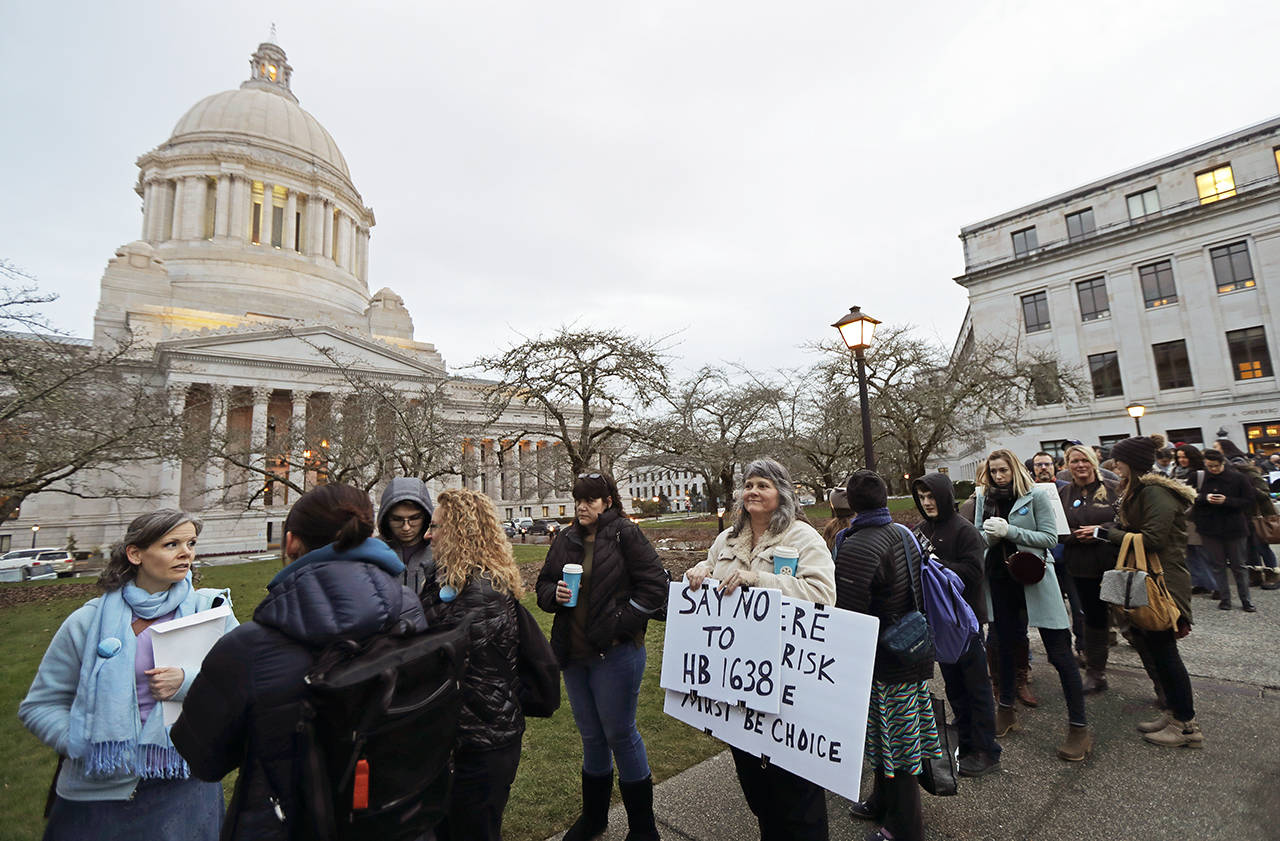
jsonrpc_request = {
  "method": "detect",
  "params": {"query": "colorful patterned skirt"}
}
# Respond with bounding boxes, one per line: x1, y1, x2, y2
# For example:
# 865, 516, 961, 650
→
864, 679, 943, 776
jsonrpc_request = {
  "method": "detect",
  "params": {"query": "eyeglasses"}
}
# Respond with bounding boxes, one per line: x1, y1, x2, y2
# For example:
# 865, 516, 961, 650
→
577, 473, 603, 479
388, 514, 425, 527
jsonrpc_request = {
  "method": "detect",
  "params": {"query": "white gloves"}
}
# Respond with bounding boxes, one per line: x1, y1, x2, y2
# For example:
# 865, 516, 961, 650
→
983, 517, 1010, 539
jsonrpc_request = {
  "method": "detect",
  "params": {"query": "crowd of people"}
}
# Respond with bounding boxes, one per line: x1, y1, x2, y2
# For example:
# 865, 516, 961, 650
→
16, 436, 1276, 841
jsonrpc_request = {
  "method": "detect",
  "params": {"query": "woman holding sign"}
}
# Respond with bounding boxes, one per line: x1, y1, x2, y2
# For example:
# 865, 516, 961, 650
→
19, 510, 236, 841
685, 458, 836, 841
537, 472, 669, 841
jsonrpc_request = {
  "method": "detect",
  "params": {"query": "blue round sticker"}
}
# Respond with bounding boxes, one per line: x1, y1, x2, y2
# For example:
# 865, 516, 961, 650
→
97, 637, 123, 658
439, 585, 458, 602
1018, 506, 1029, 515
1072, 499, 1083, 507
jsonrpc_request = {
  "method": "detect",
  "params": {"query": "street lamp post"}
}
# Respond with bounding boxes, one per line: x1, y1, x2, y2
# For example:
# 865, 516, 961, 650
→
1126, 402, 1146, 437
832, 306, 882, 471
31, 525, 40, 549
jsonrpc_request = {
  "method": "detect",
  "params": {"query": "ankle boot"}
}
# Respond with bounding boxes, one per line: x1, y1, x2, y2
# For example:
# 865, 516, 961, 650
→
1143, 717, 1204, 748
1056, 724, 1093, 761
619, 776, 660, 841
563, 770, 613, 841
1013, 639, 1038, 707
995, 704, 1019, 737
1136, 711, 1171, 734
1082, 625, 1109, 694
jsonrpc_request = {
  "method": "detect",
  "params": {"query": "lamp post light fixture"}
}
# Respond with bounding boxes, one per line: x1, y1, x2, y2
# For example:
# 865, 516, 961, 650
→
1125, 402, 1146, 437
832, 305, 882, 471
31, 524, 40, 549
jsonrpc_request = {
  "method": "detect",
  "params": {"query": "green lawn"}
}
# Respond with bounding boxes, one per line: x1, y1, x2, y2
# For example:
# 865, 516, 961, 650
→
0, 554, 718, 841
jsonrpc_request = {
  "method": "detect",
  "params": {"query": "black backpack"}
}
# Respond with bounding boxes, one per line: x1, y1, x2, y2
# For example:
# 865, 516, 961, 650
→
290, 620, 469, 841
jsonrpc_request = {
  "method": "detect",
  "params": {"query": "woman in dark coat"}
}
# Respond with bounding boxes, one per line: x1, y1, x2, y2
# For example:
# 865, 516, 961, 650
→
421, 488, 525, 841
1059, 444, 1119, 694
171, 484, 428, 841
838, 471, 940, 841
536, 472, 668, 841
1103, 437, 1203, 748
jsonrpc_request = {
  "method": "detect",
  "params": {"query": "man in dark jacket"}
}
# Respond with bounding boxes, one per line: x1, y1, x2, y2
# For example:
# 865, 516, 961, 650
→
913, 473, 1001, 777
1194, 451, 1256, 611
378, 477, 436, 595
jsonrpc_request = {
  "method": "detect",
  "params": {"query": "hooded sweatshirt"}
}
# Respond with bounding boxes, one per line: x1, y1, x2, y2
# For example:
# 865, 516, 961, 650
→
912, 474, 988, 623
378, 477, 436, 595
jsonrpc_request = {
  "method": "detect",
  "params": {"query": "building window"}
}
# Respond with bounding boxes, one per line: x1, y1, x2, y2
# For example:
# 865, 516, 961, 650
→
1076, 277, 1110, 321
1210, 241, 1255, 294
1126, 187, 1160, 220
1139, 260, 1178, 308
203, 177, 217, 240
1031, 362, 1061, 405
1087, 351, 1123, 398
1011, 227, 1039, 258
559, 504, 566, 516
1039, 441, 1066, 461
1166, 427, 1204, 446
251, 181, 264, 244
1098, 434, 1129, 453
1065, 208, 1096, 243
1226, 326, 1273, 380
1195, 165, 1236, 204
1021, 291, 1051, 333
1153, 339, 1194, 389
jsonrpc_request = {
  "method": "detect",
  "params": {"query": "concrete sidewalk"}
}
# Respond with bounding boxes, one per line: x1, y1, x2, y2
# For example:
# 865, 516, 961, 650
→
548, 585, 1280, 841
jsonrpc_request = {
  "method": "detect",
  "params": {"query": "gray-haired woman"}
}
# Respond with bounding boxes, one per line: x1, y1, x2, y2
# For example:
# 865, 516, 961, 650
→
684, 458, 835, 841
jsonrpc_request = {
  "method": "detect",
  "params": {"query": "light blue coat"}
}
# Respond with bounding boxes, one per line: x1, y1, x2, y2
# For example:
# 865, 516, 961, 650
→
973, 487, 1069, 630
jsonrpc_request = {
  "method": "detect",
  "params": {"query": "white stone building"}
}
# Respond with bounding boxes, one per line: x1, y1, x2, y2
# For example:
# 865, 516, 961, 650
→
0, 41, 576, 556
619, 468, 706, 514
938, 115, 1280, 479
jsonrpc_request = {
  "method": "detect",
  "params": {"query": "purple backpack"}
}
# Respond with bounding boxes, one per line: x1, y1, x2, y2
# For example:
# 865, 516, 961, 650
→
895, 524, 980, 665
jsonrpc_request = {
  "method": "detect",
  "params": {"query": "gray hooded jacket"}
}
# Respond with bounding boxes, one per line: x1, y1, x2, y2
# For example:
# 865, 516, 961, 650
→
378, 477, 436, 595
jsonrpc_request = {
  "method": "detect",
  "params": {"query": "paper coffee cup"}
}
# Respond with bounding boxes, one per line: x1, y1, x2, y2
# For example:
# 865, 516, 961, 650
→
773, 545, 799, 576
562, 563, 584, 607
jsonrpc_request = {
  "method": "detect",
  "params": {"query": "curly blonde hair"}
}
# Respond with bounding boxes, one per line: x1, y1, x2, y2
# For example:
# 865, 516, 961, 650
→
431, 488, 524, 598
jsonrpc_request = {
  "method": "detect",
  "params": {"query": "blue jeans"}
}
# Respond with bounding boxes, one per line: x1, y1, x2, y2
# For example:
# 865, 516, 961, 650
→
1185, 545, 1216, 590
562, 643, 651, 783
938, 635, 1001, 760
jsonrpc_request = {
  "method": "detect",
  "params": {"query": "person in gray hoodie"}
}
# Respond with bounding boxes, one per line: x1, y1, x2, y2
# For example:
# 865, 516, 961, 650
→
378, 477, 436, 596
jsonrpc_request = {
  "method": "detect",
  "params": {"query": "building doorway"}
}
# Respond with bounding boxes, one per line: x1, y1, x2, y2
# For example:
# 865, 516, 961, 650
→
1244, 420, 1280, 455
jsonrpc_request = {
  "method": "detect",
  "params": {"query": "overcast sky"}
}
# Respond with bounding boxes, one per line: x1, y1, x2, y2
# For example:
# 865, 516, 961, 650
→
3, 0, 1278, 378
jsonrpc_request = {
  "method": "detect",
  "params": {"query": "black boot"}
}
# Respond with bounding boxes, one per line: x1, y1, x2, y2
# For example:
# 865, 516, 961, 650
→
563, 770, 613, 841
881, 768, 925, 841
619, 776, 660, 841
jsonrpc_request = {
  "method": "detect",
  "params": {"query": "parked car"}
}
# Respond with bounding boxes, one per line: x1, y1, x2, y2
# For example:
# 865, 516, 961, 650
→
0, 548, 74, 580
528, 519, 561, 536
514, 517, 534, 534
502, 521, 518, 538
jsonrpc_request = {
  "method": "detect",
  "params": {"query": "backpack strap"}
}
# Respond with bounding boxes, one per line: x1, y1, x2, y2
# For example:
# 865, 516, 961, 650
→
892, 523, 924, 615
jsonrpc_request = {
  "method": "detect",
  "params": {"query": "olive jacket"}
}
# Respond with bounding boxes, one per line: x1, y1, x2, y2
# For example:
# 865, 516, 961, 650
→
1105, 472, 1198, 624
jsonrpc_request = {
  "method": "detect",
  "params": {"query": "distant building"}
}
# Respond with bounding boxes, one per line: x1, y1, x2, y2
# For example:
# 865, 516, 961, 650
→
941, 115, 1280, 478
620, 467, 705, 514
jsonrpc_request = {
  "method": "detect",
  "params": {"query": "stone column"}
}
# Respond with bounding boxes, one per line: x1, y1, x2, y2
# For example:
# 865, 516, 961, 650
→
185, 176, 208, 240
344, 217, 356, 272
333, 212, 346, 268
228, 176, 247, 242
204, 385, 228, 506
358, 228, 370, 281
158, 384, 189, 507
141, 180, 156, 241
249, 387, 271, 508
322, 201, 334, 261
288, 392, 308, 499
307, 195, 324, 255
171, 177, 186, 241
284, 190, 297, 251
214, 175, 231, 238
260, 182, 275, 248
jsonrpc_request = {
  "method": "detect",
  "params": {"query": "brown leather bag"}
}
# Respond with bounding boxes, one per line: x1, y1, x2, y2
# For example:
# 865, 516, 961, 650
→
1114, 533, 1179, 632
1254, 513, 1280, 544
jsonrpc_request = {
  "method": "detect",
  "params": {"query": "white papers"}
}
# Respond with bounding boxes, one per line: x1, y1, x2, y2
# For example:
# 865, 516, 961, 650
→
1033, 482, 1071, 535
150, 604, 232, 726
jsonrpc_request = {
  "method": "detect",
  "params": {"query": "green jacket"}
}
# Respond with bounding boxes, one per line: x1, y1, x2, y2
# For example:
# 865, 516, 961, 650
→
1105, 473, 1197, 624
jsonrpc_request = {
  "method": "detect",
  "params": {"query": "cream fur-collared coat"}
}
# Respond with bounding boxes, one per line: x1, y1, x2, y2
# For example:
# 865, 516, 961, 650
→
689, 519, 836, 605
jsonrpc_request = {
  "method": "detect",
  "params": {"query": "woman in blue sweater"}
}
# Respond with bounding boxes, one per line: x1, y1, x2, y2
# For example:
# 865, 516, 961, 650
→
19, 510, 237, 841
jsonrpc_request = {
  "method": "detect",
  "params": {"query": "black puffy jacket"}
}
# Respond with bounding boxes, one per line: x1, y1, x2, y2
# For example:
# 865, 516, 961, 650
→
835, 518, 935, 684
536, 510, 668, 667
912, 473, 988, 623
422, 576, 523, 752
171, 540, 426, 841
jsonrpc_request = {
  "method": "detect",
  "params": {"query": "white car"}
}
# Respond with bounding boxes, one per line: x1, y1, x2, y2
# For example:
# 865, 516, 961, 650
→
0, 548, 75, 580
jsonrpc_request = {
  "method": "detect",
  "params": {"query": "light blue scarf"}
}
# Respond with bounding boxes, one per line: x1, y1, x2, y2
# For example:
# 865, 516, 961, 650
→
67, 576, 197, 779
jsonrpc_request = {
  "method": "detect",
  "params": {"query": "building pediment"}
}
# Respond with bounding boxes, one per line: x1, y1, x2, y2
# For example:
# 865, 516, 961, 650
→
155, 325, 446, 380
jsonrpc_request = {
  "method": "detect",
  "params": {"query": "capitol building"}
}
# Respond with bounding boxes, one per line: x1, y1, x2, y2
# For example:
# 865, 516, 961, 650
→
4, 41, 576, 555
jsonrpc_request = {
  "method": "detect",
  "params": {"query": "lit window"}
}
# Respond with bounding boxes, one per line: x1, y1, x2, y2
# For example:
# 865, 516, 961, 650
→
1210, 241, 1255, 294
1195, 165, 1236, 204
251, 181, 264, 244
266, 64, 278, 81
1139, 260, 1178, 308
1065, 208, 1096, 243
1227, 326, 1273, 381
1021, 291, 1050, 333
1126, 188, 1160, 220
1011, 227, 1039, 258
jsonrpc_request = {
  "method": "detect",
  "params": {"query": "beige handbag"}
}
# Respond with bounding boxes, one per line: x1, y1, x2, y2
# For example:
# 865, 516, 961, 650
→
1109, 533, 1179, 632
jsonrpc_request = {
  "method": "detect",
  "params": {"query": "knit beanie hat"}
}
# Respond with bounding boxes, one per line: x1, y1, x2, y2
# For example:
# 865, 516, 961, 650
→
845, 470, 888, 512
828, 488, 852, 519
1111, 436, 1157, 475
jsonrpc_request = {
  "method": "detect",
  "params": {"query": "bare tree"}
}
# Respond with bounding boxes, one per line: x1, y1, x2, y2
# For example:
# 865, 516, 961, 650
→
765, 360, 865, 500
0, 263, 179, 520
470, 327, 670, 477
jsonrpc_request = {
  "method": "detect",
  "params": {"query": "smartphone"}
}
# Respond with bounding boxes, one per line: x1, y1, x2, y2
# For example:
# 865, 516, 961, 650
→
1091, 526, 1103, 539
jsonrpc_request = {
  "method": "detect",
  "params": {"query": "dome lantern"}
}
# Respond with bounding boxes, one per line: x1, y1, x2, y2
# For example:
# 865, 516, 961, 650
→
243, 41, 295, 103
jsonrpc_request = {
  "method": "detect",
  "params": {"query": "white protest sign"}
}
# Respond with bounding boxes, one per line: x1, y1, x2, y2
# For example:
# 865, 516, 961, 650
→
663, 598, 877, 800
1033, 482, 1070, 535
659, 579, 783, 713
150, 604, 233, 726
